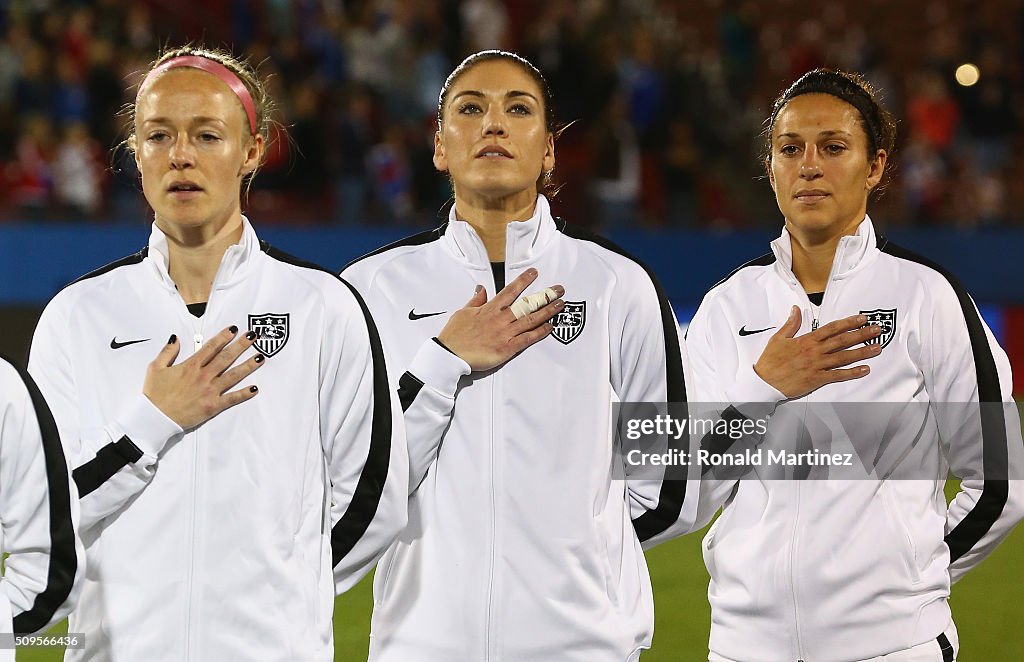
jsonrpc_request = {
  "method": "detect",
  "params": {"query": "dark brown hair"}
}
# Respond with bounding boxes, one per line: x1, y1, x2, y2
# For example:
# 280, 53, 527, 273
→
437, 50, 560, 195
764, 68, 897, 194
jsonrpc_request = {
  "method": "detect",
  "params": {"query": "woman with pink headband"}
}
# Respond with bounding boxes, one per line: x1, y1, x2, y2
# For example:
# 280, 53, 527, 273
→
28, 46, 409, 660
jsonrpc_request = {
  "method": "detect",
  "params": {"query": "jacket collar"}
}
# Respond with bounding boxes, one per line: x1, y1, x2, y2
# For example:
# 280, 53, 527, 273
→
770, 215, 880, 284
146, 215, 262, 291
441, 195, 559, 269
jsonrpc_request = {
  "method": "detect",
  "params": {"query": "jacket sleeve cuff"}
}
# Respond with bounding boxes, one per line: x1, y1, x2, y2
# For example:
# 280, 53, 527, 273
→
724, 364, 786, 419
407, 339, 471, 399
117, 393, 183, 459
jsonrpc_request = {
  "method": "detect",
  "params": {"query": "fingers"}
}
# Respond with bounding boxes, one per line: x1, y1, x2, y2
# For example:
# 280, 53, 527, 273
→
216, 353, 266, 393
773, 306, 801, 340
511, 297, 564, 332
819, 365, 871, 384
217, 383, 262, 412
822, 344, 882, 369
206, 330, 259, 376
463, 284, 488, 309
508, 321, 555, 354
193, 326, 241, 367
813, 314, 869, 340
153, 334, 181, 368
510, 285, 564, 320
822, 324, 882, 353
491, 268, 539, 309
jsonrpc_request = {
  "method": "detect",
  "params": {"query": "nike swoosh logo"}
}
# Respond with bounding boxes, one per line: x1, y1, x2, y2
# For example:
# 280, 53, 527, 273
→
110, 337, 150, 349
738, 326, 776, 337
408, 309, 447, 321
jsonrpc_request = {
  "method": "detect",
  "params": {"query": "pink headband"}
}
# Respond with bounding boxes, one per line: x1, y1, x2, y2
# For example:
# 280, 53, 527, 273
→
137, 55, 258, 135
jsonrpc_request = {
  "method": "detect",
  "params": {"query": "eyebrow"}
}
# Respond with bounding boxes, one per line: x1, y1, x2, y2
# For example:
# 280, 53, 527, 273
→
141, 116, 229, 126
776, 130, 854, 140
451, 90, 539, 103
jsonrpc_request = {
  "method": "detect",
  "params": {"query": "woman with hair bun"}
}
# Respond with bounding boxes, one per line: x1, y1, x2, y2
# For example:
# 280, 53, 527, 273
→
28, 46, 408, 661
686, 69, 1024, 662
344, 50, 694, 661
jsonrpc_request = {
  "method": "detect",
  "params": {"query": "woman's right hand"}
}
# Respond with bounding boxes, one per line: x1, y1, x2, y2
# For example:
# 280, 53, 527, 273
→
143, 326, 266, 429
754, 306, 883, 399
437, 268, 564, 372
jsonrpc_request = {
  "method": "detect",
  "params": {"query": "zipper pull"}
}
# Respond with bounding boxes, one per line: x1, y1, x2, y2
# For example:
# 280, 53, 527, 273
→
193, 333, 203, 351
811, 318, 819, 331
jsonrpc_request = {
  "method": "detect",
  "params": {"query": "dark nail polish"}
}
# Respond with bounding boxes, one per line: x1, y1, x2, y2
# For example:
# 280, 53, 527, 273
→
254, 354, 264, 363
168, 334, 177, 344
229, 325, 239, 334
245, 330, 256, 341
249, 385, 259, 393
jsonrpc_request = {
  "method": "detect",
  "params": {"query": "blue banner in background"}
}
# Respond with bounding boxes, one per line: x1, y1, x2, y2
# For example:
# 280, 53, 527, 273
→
2, 223, 1023, 310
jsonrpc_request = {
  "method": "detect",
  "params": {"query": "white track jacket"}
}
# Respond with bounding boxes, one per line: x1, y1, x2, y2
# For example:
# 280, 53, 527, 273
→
343, 196, 695, 662
0, 358, 83, 662
28, 219, 408, 661
686, 217, 1024, 662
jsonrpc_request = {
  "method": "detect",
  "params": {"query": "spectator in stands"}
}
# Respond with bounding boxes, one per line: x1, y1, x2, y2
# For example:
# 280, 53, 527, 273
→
53, 120, 104, 217
0, 0, 1022, 228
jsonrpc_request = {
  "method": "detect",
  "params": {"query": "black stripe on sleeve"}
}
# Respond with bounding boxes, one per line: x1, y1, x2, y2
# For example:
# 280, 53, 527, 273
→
698, 406, 757, 477
3, 357, 78, 634
555, 220, 688, 542
330, 278, 394, 566
879, 239, 1010, 563
937, 633, 955, 662
71, 436, 144, 498
398, 372, 425, 413
259, 244, 395, 568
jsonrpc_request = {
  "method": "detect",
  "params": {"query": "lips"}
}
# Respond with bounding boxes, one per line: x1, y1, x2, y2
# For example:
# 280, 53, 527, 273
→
476, 145, 512, 159
167, 182, 203, 198
794, 189, 829, 203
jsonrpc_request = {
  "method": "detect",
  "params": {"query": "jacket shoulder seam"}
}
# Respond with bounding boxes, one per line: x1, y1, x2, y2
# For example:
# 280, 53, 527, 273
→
341, 224, 448, 273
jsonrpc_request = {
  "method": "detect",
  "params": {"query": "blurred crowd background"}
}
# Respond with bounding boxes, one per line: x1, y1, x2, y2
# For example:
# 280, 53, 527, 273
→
1, 0, 1022, 230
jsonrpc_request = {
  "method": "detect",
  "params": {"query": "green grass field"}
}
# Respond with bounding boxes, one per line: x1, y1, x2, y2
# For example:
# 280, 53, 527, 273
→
17, 510, 1024, 661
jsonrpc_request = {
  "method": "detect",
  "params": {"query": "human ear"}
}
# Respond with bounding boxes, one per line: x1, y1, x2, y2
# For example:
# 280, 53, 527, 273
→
432, 131, 447, 173
130, 135, 141, 171
542, 132, 555, 173
767, 158, 776, 192
239, 134, 264, 177
866, 149, 887, 191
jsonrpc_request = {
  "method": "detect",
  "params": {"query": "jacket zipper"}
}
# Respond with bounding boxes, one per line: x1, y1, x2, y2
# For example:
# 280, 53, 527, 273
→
483, 272, 502, 661
183, 317, 204, 660
791, 289, 813, 661
183, 283, 220, 659
789, 482, 805, 662
785, 239, 847, 662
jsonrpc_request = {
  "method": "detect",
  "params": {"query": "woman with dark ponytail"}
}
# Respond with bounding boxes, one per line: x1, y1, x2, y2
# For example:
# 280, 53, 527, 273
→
344, 50, 695, 661
686, 69, 1024, 662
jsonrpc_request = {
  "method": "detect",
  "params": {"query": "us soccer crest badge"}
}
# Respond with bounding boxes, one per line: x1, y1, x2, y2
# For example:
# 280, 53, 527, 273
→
248, 313, 290, 356
551, 301, 586, 345
860, 308, 896, 349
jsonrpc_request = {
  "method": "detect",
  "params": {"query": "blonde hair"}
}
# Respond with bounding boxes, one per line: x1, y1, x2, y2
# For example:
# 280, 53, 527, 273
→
124, 45, 277, 179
